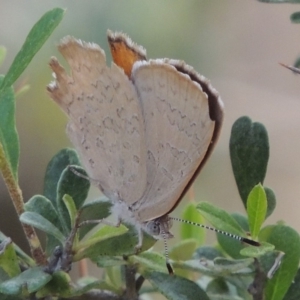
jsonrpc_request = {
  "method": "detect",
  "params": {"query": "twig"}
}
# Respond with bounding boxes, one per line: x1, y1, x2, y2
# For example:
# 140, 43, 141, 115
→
0, 143, 47, 265
124, 265, 139, 300
279, 62, 300, 74
248, 258, 267, 300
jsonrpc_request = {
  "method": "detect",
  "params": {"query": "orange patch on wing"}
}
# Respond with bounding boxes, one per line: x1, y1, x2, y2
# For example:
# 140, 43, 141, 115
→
107, 31, 146, 77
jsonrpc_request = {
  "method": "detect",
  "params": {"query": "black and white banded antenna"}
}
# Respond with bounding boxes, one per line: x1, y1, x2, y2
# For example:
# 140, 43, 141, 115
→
160, 228, 174, 275
170, 217, 260, 247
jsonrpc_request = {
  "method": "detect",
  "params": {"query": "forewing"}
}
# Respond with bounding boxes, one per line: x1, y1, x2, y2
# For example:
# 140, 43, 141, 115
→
47, 37, 147, 204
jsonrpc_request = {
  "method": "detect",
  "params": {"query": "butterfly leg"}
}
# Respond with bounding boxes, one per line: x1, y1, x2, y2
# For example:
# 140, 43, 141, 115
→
134, 226, 144, 254
79, 218, 121, 227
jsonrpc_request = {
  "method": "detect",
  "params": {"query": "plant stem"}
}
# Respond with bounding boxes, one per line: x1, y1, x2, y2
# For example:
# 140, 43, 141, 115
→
248, 258, 267, 300
124, 265, 138, 300
0, 143, 47, 265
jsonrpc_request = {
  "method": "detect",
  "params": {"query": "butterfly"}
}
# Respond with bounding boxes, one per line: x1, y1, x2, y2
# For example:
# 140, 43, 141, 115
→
47, 30, 224, 266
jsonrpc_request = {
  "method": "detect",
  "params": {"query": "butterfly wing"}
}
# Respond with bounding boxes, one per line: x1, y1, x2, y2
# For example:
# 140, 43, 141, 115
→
131, 59, 224, 221
47, 37, 147, 204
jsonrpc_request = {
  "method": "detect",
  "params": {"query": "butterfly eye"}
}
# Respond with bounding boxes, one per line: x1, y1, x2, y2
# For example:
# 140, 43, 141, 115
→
145, 220, 160, 236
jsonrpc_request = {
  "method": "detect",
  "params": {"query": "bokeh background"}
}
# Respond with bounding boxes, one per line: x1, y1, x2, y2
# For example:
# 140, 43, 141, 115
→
1, 0, 300, 280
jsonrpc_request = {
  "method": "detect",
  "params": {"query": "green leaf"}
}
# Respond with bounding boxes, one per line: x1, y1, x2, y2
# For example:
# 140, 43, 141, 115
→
193, 246, 224, 260
169, 239, 198, 261
62, 194, 77, 228
76, 225, 128, 254
259, 250, 285, 279
0, 267, 9, 282
44, 148, 81, 205
216, 213, 250, 259
143, 271, 209, 300
57, 165, 90, 210
294, 56, 300, 69
0, 47, 7, 67
97, 256, 127, 268
213, 257, 255, 273
35, 271, 71, 298
0, 76, 19, 179
20, 211, 65, 244
247, 184, 267, 238
57, 165, 90, 234
0, 267, 52, 295
230, 116, 269, 207
264, 225, 300, 300
0, 232, 34, 267
290, 11, 300, 23
77, 223, 156, 261
283, 268, 300, 300
131, 251, 167, 273
206, 277, 229, 294
0, 293, 23, 300
197, 202, 245, 237
169, 239, 198, 277
79, 198, 113, 239
259, 224, 275, 241
172, 258, 254, 277
24, 195, 61, 228
180, 203, 205, 245
0, 8, 64, 91
240, 241, 275, 257
24, 195, 62, 254
0, 238, 21, 277
105, 266, 123, 291
265, 187, 276, 218
70, 279, 111, 297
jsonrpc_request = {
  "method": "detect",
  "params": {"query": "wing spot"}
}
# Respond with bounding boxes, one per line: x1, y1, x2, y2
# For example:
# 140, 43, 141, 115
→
96, 137, 104, 149
133, 155, 140, 163
162, 167, 173, 181
123, 141, 131, 149
148, 150, 156, 165
89, 158, 95, 168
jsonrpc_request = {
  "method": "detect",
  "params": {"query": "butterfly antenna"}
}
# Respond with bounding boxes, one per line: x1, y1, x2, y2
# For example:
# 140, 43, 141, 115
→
68, 165, 100, 186
170, 217, 260, 247
160, 228, 174, 275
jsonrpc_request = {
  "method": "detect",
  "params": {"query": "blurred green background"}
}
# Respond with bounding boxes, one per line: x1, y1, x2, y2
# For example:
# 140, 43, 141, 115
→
1, 0, 300, 276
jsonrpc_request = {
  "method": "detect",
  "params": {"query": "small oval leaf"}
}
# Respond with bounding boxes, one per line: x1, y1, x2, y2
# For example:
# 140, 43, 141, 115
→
217, 213, 249, 259
290, 11, 300, 23
79, 198, 113, 239
44, 148, 81, 205
0, 238, 21, 277
197, 202, 245, 237
230, 116, 269, 207
57, 165, 90, 234
20, 212, 65, 243
247, 184, 267, 238
24, 194, 63, 255
265, 187, 276, 218
143, 271, 209, 300
0, 267, 51, 295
